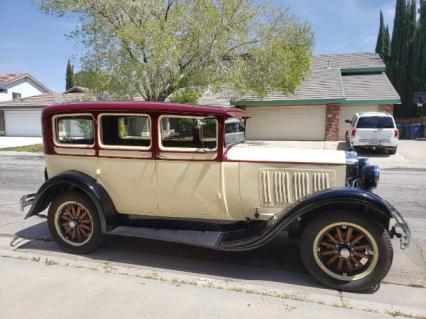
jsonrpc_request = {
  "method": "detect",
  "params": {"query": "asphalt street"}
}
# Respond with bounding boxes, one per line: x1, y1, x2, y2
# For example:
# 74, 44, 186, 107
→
0, 151, 425, 318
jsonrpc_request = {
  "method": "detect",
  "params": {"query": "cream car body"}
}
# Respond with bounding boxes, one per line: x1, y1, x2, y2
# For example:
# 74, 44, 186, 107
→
22, 101, 410, 293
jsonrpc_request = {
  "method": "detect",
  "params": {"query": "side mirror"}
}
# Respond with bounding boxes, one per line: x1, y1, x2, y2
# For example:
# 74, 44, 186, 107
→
345, 119, 351, 124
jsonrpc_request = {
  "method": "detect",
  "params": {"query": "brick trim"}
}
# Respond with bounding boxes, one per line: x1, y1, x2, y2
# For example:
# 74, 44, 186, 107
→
325, 104, 341, 141
379, 104, 394, 115
0, 110, 5, 136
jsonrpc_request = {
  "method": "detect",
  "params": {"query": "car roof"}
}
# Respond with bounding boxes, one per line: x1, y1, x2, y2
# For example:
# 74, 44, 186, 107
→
43, 101, 246, 118
357, 112, 393, 117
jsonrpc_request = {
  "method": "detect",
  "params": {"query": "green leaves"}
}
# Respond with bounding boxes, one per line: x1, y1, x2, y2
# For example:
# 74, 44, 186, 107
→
38, 0, 313, 101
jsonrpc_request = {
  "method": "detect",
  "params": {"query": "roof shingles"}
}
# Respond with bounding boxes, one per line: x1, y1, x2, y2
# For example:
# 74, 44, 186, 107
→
231, 53, 400, 105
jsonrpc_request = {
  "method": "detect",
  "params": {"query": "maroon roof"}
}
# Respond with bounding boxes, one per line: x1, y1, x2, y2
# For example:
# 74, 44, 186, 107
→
43, 101, 246, 118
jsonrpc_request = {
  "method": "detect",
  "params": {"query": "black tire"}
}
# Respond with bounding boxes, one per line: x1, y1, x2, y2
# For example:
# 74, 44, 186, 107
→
300, 210, 393, 292
388, 147, 397, 155
48, 191, 104, 254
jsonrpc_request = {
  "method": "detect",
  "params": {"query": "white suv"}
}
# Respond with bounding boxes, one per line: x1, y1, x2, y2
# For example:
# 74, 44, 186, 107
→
345, 112, 399, 154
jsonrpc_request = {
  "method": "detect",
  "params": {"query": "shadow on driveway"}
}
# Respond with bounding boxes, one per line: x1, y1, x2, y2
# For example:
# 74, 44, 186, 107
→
12, 220, 326, 290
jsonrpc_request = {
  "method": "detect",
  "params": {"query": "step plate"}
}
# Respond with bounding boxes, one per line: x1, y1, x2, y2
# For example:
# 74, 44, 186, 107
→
107, 226, 223, 248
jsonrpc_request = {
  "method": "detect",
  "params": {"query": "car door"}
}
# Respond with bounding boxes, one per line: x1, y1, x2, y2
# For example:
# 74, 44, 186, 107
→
155, 115, 229, 220
96, 113, 158, 215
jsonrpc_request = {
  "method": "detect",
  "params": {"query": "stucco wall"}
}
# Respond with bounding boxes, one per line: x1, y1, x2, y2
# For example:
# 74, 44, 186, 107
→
0, 78, 46, 102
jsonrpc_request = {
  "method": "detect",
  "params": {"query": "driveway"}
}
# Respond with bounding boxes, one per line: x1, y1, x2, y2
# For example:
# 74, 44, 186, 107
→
0, 136, 42, 148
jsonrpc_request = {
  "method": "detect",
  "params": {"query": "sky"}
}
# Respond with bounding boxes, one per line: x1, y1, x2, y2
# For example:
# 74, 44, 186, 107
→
0, 0, 397, 92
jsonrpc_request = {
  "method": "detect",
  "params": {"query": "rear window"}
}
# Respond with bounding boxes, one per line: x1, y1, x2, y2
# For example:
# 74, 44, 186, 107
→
55, 116, 94, 145
356, 116, 395, 129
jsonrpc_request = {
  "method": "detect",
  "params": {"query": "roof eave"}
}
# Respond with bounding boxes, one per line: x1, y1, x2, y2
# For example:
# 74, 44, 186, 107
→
230, 98, 401, 107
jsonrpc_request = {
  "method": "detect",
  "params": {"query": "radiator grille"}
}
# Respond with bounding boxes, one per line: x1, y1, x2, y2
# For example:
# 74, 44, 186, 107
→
293, 172, 309, 201
259, 169, 333, 207
312, 173, 330, 192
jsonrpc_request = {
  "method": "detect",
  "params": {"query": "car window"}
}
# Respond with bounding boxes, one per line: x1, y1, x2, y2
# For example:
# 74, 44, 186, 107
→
56, 116, 94, 145
160, 116, 217, 150
356, 116, 395, 129
101, 115, 151, 147
225, 118, 245, 147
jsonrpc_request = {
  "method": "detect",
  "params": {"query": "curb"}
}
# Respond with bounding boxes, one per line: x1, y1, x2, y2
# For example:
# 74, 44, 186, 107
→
0, 151, 44, 159
0, 247, 425, 319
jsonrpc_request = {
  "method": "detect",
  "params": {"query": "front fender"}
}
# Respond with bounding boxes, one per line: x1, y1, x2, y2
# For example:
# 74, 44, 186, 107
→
218, 187, 394, 251
24, 170, 116, 232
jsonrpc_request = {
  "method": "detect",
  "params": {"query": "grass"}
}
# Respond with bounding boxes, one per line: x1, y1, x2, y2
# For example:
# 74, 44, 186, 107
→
0, 144, 43, 152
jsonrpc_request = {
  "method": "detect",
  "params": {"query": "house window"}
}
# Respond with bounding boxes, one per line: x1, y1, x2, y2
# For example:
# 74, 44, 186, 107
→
55, 116, 94, 145
159, 116, 217, 150
12, 92, 22, 100
0, 89, 7, 94
101, 115, 151, 148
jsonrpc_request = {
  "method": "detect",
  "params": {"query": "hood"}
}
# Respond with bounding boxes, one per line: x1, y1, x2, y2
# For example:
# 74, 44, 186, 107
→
226, 141, 347, 165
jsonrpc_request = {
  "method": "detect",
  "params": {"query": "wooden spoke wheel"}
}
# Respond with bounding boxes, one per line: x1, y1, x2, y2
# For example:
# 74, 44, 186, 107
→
301, 210, 393, 292
54, 201, 94, 247
313, 222, 379, 281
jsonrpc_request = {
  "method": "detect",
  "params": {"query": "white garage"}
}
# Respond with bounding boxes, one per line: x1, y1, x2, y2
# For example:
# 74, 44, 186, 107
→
245, 105, 326, 141
338, 105, 379, 140
4, 109, 42, 137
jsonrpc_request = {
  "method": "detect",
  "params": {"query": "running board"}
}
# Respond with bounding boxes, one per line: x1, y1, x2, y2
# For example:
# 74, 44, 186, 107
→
107, 226, 224, 248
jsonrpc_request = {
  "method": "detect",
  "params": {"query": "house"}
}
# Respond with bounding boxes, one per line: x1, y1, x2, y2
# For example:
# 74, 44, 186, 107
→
0, 73, 53, 136
230, 53, 400, 141
0, 73, 51, 102
0, 92, 88, 136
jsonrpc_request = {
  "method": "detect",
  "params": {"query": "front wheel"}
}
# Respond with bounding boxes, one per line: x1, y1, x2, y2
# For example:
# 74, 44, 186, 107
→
48, 192, 104, 254
300, 210, 393, 292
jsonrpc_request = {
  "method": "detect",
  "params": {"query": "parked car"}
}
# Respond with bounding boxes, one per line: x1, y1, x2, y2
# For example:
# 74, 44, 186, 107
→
21, 102, 410, 292
345, 112, 399, 154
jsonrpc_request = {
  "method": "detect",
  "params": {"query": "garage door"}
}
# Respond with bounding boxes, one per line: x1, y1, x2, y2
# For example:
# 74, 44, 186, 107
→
4, 110, 42, 137
338, 105, 379, 140
245, 105, 326, 141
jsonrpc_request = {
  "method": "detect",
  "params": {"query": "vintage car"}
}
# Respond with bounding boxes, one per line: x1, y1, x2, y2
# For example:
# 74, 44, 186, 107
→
21, 101, 410, 292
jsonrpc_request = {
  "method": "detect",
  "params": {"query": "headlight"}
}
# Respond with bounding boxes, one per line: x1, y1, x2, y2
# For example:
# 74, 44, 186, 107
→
360, 165, 380, 190
358, 157, 369, 172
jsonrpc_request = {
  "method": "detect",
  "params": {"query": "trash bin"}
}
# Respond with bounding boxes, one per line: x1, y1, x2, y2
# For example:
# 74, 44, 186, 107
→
412, 124, 425, 139
396, 124, 405, 139
404, 124, 425, 139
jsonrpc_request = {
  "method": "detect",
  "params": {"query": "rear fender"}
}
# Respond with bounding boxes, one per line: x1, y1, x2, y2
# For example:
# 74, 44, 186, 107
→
25, 170, 116, 232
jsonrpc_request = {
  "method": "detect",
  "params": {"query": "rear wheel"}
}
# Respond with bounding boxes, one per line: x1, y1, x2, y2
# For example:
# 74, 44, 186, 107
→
48, 192, 104, 254
300, 210, 393, 292
388, 147, 397, 155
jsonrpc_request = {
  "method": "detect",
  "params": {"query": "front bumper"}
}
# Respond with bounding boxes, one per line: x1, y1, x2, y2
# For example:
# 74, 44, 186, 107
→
387, 201, 411, 249
20, 193, 36, 211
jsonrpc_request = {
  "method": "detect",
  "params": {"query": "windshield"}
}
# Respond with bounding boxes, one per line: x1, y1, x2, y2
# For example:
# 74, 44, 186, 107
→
356, 116, 395, 129
224, 118, 245, 147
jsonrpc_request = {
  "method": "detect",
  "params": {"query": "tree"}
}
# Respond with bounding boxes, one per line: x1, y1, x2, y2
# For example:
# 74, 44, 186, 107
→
389, 0, 407, 92
38, 0, 314, 101
400, 0, 418, 117
65, 59, 74, 91
415, 0, 426, 93
375, 11, 387, 59
384, 25, 391, 63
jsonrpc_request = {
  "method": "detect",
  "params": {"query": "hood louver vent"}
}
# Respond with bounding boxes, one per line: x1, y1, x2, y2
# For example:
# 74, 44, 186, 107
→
260, 169, 333, 207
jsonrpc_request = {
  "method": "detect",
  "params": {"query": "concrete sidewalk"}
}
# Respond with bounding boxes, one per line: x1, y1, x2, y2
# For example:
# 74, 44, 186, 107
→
0, 257, 397, 319
0, 236, 424, 319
